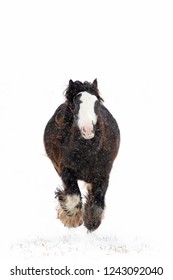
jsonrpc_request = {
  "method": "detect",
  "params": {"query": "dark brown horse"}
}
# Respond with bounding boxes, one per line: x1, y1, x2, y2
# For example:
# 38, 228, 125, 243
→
44, 79, 120, 231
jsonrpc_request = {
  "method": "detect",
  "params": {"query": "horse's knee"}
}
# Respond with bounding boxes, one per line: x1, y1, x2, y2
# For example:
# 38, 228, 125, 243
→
61, 167, 81, 196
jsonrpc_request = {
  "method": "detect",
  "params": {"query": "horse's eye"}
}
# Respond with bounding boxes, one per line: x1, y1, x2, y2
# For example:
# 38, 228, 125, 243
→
94, 101, 99, 114
74, 97, 82, 107
75, 94, 82, 102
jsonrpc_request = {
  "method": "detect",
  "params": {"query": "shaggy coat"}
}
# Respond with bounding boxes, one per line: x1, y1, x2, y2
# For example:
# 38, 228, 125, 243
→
44, 79, 120, 231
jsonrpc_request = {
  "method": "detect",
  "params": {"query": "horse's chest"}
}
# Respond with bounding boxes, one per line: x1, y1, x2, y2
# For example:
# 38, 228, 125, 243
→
63, 139, 98, 169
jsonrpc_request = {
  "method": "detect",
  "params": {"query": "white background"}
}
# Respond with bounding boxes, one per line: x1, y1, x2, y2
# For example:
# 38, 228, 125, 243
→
0, 0, 173, 278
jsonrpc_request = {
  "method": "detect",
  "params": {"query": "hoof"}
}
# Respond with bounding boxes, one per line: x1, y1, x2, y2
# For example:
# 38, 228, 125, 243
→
57, 206, 83, 228
84, 204, 104, 232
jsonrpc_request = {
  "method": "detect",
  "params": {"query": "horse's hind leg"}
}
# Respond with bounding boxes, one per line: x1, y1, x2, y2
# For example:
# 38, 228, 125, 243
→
56, 167, 83, 228
84, 179, 108, 232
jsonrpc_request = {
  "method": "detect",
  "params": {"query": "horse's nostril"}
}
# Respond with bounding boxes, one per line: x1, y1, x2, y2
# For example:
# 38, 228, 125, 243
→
81, 126, 94, 139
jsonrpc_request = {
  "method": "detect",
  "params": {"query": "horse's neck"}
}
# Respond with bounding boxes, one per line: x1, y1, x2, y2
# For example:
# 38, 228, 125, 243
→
63, 102, 74, 126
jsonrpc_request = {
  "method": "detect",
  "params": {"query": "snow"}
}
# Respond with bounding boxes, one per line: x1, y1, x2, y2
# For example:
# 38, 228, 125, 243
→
0, 0, 173, 278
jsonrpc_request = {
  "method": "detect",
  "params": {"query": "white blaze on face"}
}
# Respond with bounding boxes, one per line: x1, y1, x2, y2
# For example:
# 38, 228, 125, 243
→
78, 91, 97, 139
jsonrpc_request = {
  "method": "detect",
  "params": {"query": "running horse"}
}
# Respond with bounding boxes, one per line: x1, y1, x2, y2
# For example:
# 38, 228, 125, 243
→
44, 79, 120, 231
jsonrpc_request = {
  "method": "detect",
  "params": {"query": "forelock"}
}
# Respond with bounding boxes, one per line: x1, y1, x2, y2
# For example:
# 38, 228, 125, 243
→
64, 80, 104, 103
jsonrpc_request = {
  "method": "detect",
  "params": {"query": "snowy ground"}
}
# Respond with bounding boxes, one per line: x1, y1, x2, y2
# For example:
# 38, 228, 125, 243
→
0, 0, 173, 279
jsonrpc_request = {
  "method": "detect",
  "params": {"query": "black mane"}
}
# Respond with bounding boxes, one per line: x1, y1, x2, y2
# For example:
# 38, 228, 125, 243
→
64, 79, 104, 103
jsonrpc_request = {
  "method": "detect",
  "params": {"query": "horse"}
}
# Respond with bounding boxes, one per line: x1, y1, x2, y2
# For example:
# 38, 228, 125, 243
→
43, 79, 120, 231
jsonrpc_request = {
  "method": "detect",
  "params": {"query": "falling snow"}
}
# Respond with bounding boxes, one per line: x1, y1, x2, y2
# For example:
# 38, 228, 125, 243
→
0, 1, 173, 278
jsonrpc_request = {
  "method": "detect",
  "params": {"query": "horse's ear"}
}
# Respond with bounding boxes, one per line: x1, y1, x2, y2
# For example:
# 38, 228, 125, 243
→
93, 79, 98, 88
69, 79, 74, 87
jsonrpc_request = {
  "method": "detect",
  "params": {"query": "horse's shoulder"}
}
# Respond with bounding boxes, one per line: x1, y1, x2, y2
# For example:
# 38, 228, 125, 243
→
54, 102, 67, 114
98, 103, 119, 132
54, 102, 68, 127
99, 103, 114, 119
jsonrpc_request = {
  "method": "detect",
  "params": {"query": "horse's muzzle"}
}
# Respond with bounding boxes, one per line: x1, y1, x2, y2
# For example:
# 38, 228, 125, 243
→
81, 126, 95, 139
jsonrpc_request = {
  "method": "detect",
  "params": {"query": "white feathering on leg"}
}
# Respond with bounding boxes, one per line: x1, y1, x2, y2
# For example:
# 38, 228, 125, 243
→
56, 196, 83, 228
65, 195, 81, 215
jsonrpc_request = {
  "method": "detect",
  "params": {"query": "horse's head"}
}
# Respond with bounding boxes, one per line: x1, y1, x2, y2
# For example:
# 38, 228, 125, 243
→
65, 79, 103, 140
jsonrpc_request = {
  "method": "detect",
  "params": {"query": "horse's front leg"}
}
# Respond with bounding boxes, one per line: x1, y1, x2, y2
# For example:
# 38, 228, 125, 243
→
84, 178, 109, 232
55, 167, 83, 228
